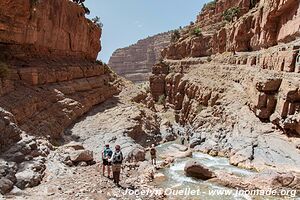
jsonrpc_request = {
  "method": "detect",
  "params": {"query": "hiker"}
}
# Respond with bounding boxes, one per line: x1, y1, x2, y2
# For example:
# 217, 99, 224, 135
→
110, 145, 123, 185
186, 133, 190, 144
150, 144, 157, 165
102, 144, 113, 177
180, 134, 185, 145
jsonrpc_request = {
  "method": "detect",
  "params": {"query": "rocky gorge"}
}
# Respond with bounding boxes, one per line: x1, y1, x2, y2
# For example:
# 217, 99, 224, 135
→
0, 0, 300, 199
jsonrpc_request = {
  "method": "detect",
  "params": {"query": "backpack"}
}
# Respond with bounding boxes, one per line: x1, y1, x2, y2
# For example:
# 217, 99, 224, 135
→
112, 151, 123, 164
103, 147, 113, 159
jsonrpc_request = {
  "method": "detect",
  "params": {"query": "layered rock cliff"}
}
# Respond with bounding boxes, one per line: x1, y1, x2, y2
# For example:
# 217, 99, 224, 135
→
0, 0, 100, 61
150, 0, 300, 173
108, 32, 171, 83
0, 0, 121, 152
162, 0, 300, 71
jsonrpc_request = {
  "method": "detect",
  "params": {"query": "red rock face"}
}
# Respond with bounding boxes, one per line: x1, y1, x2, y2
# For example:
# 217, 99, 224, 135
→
0, 0, 101, 61
161, 34, 213, 60
108, 32, 171, 83
163, 0, 300, 61
0, 0, 120, 152
196, 0, 251, 30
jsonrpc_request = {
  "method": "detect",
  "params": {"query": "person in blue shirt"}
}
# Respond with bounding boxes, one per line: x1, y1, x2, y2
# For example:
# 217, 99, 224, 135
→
102, 144, 113, 177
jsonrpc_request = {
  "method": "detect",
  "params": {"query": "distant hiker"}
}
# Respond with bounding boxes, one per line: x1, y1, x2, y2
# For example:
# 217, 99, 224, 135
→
150, 144, 157, 165
102, 144, 113, 177
110, 145, 123, 186
180, 134, 185, 145
186, 134, 190, 144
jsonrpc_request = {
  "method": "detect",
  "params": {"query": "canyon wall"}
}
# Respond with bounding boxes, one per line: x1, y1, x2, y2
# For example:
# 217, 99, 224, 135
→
0, 0, 121, 152
150, 0, 300, 172
162, 0, 300, 71
0, 0, 101, 61
108, 32, 171, 83
150, 60, 300, 171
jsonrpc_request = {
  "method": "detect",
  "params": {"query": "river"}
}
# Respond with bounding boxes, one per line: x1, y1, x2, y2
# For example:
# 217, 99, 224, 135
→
150, 141, 294, 200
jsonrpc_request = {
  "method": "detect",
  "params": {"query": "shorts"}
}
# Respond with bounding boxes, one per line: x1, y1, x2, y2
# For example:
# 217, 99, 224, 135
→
112, 164, 122, 172
151, 155, 156, 159
102, 159, 112, 166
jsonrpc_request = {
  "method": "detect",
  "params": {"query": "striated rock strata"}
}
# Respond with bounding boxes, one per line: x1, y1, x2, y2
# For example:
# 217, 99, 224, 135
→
150, 59, 300, 173
0, 0, 121, 153
162, 0, 300, 72
0, 0, 121, 193
109, 32, 171, 83
0, 0, 101, 61
150, 0, 300, 175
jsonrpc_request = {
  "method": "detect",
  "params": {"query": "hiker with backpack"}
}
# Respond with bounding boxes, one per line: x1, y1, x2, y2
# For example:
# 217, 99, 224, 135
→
150, 144, 157, 165
102, 144, 113, 177
180, 134, 185, 145
186, 133, 190, 145
109, 144, 123, 186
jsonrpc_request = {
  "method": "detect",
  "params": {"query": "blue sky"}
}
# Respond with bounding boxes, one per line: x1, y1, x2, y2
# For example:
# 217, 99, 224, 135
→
85, 0, 208, 62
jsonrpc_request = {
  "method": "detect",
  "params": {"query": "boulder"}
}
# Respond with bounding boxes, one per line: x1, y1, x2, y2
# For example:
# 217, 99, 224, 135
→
15, 160, 46, 189
64, 142, 84, 150
184, 160, 215, 180
157, 157, 175, 169
70, 150, 93, 163
115, 137, 146, 162
125, 147, 145, 162
190, 138, 203, 148
138, 161, 156, 182
79, 161, 87, 167
160, 144, 192, 159
169, 144, 188, 152
248, 170, 300, 190
154, 173, 166, 182
0, 178, 14, 194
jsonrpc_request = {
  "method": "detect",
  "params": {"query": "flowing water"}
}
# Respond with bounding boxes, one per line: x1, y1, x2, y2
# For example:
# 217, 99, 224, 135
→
151, 141, 296, 200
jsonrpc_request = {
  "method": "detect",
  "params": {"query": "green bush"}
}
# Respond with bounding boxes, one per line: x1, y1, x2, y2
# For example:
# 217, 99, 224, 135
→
202, 0, 217, 11
207, 56, 212, 62
250, 0, 258, 8
196, 104, 206, 113
92, 16, 103, 28
222, 7, 240, 22
30, 0, 38, 6
0, 62, 10, 79
157, 95, 166, 105
189, 27, 202, 37
171, 30, 180, 43
81, 3, 90, 15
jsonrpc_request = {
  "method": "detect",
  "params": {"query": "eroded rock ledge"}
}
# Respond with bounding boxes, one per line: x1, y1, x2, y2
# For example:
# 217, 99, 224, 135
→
150, 59, 300, 172
0, 0, 101, 61
108, 32, 171, 83
0, 0, 122, 194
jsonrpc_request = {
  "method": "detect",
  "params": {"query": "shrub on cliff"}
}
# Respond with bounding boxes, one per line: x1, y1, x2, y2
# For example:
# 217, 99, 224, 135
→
30, 0, 39, 6
196, 104, 206, 113
157, 95, 166, 105
171, 30, 180, 43
72, 0, 85, 4
81, 3, 90, 15
0, 62, 10, 79
202, 0, 217, 12
92, 16, 103, 28
222, 7, 240, 22
189, 27, 202, 37
250, 0, 258, 9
